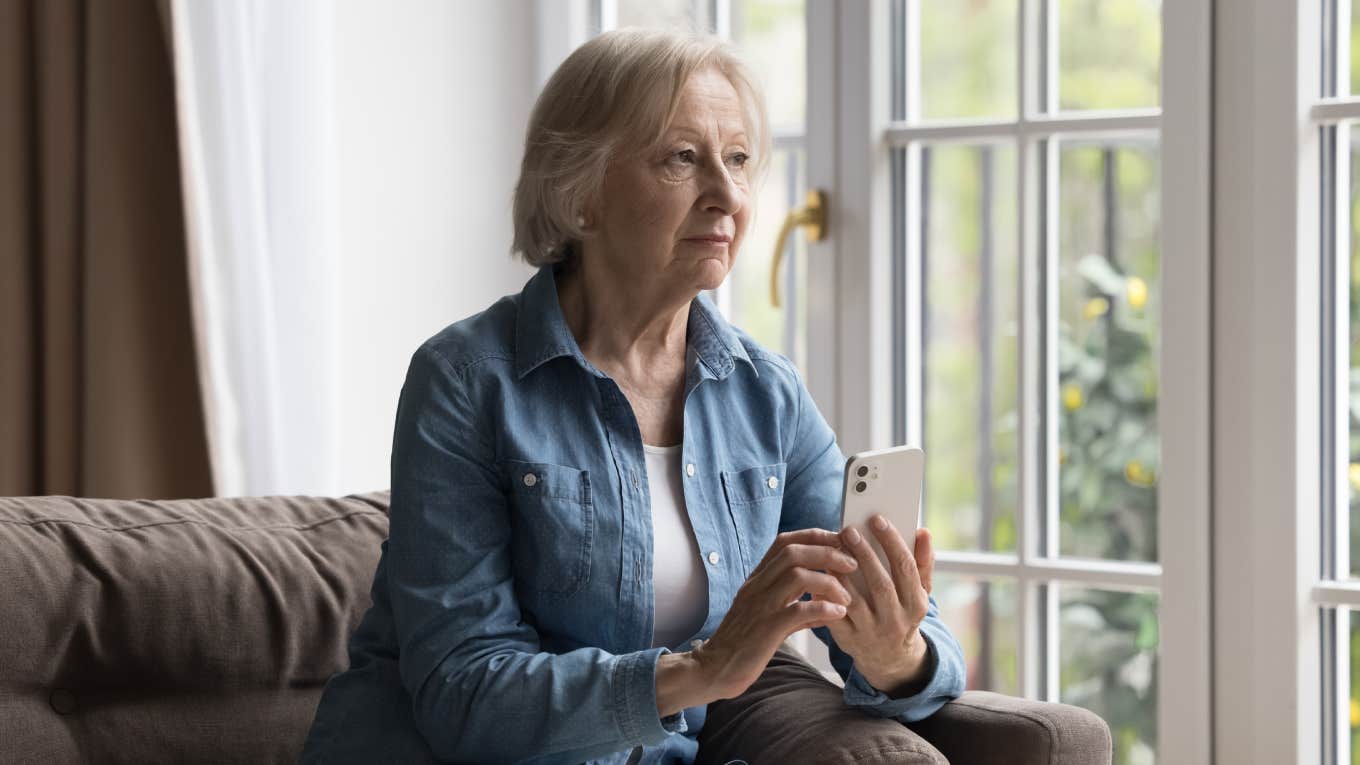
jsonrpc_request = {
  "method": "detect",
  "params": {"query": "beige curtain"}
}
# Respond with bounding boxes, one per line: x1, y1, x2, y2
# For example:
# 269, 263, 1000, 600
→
0, 0, 212, 498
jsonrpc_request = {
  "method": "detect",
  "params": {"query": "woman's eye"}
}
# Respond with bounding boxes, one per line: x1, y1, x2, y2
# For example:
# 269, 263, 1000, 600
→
727, 152, 750, 169
670, 149, 697, 165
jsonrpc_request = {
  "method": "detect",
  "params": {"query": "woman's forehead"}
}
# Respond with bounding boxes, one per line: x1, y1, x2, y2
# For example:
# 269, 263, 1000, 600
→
663, 71, 750, 140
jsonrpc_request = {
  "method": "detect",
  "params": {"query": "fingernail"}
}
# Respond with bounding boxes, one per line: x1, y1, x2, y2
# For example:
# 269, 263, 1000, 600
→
831, 604, 846, 615
873, 515, 888, 530
842, 555, 858, 568
845, 527, 861, 544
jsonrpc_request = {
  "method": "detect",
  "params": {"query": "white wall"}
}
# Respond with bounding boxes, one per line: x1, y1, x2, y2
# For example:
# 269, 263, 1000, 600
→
332, 0, 538, 494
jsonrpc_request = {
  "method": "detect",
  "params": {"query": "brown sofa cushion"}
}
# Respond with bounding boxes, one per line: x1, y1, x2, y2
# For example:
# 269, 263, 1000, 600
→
0, 492, 389, 763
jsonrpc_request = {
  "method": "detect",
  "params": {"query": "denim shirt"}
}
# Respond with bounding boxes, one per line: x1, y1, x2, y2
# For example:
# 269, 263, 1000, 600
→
302, 264, 966, 764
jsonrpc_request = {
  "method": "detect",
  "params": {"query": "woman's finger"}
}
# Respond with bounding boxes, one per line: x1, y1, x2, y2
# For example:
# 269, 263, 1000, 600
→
867, 514, 922, 613
787, 599, 848, 632
777, 567, 854, 608
840, 522, 898, 615
831, 570, 870, 622
750, 527, 845, 579
755, 543, 858, 599
914, 527, 934, 594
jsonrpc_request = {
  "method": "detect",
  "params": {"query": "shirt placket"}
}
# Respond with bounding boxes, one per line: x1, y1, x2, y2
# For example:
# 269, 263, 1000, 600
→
594, 375, 655, 650
682, 369, 749, 640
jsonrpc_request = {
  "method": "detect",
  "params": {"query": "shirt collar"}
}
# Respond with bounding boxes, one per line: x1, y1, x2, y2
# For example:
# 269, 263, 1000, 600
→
513, 263, 756, 381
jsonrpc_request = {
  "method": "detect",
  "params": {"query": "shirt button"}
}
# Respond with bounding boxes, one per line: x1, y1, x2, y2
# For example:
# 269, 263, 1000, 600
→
767, 476, 779, 489
631, 471, 639, 489
707, 551, 720, 565
686, 463, 696, 477
522, 473, 537, 487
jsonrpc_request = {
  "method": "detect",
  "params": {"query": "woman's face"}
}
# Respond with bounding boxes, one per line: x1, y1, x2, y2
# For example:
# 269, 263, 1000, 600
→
587, 67, 753, 296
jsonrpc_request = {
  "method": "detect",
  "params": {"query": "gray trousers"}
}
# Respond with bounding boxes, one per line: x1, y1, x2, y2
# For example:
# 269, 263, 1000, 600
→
692, 641, 948, 765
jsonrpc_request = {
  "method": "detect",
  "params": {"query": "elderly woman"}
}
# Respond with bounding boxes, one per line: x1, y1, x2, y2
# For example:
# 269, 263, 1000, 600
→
303, 28, 964, 764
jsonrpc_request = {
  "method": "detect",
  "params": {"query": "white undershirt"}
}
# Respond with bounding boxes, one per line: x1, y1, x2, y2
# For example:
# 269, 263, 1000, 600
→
643, 443, 709, 649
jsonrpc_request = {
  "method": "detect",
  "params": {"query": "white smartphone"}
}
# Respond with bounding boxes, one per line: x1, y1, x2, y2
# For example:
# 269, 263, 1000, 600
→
838, 445, 925, 573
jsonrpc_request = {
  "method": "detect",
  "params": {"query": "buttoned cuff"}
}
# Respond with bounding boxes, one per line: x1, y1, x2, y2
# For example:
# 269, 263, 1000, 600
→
613, 646, 688, 746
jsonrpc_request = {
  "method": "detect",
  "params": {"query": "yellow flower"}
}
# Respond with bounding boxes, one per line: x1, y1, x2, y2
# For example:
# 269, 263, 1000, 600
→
1351, 698, 1360, 727
1124, 460, 1156, 487
1058, 447, 1068, 466
1127, 276, 1148, 309
1082, 297, 1110, 321
1350, 463, 1360, 492
1062, 384, 1083, 411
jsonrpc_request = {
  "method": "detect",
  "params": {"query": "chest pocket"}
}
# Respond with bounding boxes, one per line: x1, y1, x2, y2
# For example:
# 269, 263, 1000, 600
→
720, 462, 787, 574
504, 459, 594, 597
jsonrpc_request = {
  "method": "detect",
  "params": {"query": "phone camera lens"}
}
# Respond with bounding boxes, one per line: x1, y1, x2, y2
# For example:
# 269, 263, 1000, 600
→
856, 465, 869, 477
854, 480, 867, 493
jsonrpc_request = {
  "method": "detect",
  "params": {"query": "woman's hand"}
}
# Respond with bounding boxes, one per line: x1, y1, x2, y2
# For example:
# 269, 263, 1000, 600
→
693, 528, 859, 700
825, 516, 937, 697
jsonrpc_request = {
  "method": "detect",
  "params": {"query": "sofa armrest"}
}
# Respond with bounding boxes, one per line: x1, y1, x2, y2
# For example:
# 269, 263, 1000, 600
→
906, 691, 1112, 765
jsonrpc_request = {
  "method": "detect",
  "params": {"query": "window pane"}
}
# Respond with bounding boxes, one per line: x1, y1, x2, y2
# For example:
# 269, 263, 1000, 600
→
731, 0, 806, 131
1058, 586, 1158, 765
1057, 141, 1160, 562
616, 0, 698, 30
934, 574, 1019, 696
1348, 608, 1360, 764
728, 147, 807, 366
919, 0, 1017, 120
1352, 0, 1360, 97
921, 144, 1020, 554
1350, 124, 1360, 578
1058, 0, 1161, 112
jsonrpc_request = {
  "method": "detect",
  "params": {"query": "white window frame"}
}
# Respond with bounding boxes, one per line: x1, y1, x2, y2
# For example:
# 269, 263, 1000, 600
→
1217, 1, 1360, 763
818, 2, 1210, 764
1213, 1, 1326, 763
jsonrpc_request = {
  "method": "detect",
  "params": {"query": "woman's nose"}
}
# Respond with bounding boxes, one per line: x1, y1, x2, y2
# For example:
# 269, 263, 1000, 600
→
699, 162, 743, 215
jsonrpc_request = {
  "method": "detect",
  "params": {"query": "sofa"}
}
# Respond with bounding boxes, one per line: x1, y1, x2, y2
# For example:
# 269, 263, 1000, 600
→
0, 491, 1112, 763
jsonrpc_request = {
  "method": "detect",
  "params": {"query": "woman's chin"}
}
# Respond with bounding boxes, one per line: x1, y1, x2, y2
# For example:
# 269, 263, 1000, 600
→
691, 256, 731, 292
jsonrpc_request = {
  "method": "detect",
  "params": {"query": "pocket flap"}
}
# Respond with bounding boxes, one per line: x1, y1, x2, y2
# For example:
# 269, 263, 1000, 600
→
504, 459, 591, 504
720, 462, 787, 505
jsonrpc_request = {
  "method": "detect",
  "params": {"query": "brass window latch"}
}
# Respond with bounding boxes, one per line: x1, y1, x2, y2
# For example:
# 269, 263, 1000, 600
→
770, 188, 827, 308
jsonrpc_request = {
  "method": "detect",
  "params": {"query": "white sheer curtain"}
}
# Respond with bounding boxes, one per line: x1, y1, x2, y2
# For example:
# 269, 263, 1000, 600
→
168, 0, 340, 497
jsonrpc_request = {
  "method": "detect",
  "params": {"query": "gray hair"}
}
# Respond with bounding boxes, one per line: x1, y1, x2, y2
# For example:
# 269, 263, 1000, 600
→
511, 27, 771, 268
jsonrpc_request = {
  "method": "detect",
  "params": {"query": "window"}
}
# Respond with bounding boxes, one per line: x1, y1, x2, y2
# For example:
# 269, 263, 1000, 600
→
550, 2, 1211, 761
891, 2, 1163, 761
